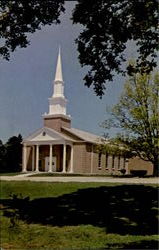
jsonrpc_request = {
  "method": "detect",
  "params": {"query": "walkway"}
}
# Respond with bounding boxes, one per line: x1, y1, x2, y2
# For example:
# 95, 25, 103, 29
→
0, 174, 159, 184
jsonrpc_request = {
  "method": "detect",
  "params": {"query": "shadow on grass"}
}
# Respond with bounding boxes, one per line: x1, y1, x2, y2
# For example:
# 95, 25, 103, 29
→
1, 185, 158, 237
107, 239, 159, 249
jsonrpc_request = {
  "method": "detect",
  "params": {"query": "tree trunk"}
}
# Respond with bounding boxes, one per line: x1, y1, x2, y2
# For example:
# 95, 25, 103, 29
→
153, 161, 159, 177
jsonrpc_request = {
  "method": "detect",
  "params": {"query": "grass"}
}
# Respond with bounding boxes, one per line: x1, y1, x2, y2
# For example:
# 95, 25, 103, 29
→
1, 217, 158, 249
29, 172, 113, 177
0, 172, 23, 176
0, 171, 155, 177
0, 181, 117, 199
25, 172, 155, 178
0, 181, 159, 249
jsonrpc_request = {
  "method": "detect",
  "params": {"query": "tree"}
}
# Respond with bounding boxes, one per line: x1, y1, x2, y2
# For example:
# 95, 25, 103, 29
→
103, 72, 159, 176
0, 140, 6, 171
72, 0, 158, 96
0, 0, 65, 60
0, 1, 158, 96
3, 134, 23, 172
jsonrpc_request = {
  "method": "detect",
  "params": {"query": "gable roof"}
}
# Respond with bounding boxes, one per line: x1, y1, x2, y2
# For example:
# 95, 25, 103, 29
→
23, 127, 75, 144
23, 126, 105, 145
62, 127, 103, 144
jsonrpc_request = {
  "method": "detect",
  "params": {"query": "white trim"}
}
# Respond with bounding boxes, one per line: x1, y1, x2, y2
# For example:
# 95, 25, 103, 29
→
62, 143, 66, 173
22, 145, 27, 172
49, 145, 53, 172
35, 145, 39, 172
23, 140, 67, 146
32, 146, 35, 171
70, 145, 74, 173
43, 114, 71, 120
23, 127, 75, 143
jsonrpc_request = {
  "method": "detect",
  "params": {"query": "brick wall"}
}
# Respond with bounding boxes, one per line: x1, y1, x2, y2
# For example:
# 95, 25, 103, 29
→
92, 152, 127, 175
44, 116, 71, 132
26, 142, 153, 175
91, 152, 153, 176
73, 143, 91, 173
127, 157, 153, 175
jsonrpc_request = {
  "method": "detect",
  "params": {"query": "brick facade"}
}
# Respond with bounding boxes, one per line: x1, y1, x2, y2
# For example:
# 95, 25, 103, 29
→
25, 142, 153, 175
73, 143, 91, 173
24, 114, 153, 176
43, 115, 71, 132
127, 157, 153, 175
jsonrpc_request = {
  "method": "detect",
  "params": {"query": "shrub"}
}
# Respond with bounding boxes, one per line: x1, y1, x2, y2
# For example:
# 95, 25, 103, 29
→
119, 169, 126, 175
130, 170, 147, 177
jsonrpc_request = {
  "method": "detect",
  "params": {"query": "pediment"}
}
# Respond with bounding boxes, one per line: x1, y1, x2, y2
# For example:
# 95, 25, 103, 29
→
24, 127, 67, 143
30, 132, 58, 142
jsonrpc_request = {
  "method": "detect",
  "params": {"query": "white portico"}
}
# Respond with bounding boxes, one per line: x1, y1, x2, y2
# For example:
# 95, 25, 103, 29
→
22, 127, 74, 173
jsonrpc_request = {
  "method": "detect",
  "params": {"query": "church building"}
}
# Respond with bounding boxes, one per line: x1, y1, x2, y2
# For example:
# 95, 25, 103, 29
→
22, 49, 153, 175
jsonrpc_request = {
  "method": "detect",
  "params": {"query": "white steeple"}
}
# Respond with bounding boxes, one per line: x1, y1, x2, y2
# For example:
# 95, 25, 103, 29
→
54, 46, 63, 82
52, 47, 64, 98
48, 47, 67, 116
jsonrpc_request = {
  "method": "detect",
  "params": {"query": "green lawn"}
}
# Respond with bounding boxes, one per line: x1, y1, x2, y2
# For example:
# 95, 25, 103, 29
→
29, 172, 113, 177
0, 181, 159, 249
0, 172, 23, 176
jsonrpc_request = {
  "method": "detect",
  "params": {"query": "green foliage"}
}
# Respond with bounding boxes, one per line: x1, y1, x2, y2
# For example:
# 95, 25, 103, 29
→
96, 139, 133, 158
72, 0, 158, 96
0, 0, 65, 60
0, 134, 23, 173
0, 140, 6, 168
103, 72, 159, 175
0, 1, 158, 96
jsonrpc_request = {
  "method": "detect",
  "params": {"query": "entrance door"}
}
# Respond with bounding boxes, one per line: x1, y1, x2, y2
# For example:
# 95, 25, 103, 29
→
45, 156, 56, 172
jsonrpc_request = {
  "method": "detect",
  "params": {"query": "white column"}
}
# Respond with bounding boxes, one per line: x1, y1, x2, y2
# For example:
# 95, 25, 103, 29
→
32, 146, 35, 171
62, 143, 66, 173
69, 145, 74, 173
22, 145, 27, 172
35, 145, 39, 172
49, 144, 53, 172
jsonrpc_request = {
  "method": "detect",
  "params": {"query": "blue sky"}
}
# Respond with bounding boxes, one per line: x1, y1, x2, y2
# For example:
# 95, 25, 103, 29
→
0, 2, 134, 142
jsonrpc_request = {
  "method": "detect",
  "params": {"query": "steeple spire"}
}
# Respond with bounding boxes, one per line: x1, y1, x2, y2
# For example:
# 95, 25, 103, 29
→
46, 47, 67, 115
52, 47, 64, 98
43, 46, 71, 131
54, 46, 63, 82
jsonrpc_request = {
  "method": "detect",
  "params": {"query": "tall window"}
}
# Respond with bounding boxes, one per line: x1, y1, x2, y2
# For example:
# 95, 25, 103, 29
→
112, 155, 115, 169
98, 153, 102, 169
123, 157, 126, 168
105, 153, 108, 169
118, 155, 121, 169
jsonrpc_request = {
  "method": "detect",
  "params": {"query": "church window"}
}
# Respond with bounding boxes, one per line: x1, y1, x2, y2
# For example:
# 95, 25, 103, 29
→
118, 155, 121, 169
105, 153, 108, 169
112, 155, 115, 169
42, 132, 46, 136
98, 153, 102, 169
123, 157, 126, 168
